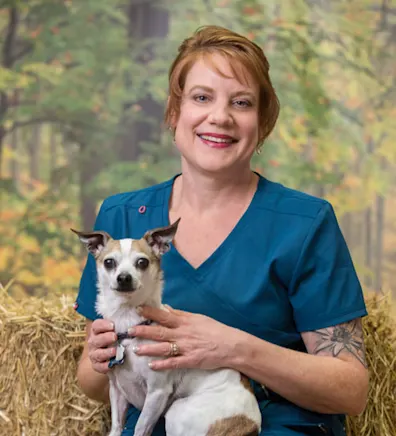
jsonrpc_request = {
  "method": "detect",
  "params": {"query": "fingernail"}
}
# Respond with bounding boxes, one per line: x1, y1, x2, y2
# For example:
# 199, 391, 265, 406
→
148, 362, 154, 369
128, 327, 135, 336
109, 322, 114, 330
132, 345, 139, 354
136, 306, 143, 315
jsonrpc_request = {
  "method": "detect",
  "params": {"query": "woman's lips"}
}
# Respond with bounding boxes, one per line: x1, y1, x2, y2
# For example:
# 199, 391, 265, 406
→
197, 133, 237, 148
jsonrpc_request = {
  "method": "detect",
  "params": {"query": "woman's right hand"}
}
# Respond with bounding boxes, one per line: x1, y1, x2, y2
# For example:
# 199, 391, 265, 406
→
87, 319, 117, 374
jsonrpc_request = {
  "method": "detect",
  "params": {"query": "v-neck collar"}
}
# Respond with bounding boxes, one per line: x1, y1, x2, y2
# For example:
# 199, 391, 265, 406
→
162, 172, 266, 277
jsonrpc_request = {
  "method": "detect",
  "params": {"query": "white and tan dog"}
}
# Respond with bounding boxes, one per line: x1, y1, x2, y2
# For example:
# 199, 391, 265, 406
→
73, 220, 261, 436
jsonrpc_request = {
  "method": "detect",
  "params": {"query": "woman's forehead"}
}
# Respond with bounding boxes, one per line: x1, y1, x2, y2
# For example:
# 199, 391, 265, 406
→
184, 53, 257, 91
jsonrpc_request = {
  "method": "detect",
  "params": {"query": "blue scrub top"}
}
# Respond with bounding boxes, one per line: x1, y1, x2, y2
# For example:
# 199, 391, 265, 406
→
75, 174, 367, 436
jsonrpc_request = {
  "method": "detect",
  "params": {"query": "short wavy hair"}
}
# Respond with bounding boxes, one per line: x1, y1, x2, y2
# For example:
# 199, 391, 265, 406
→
165, 25, 280, 147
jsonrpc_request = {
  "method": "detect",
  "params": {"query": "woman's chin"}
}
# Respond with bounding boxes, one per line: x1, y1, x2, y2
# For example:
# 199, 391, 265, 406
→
190, 156, 241, 175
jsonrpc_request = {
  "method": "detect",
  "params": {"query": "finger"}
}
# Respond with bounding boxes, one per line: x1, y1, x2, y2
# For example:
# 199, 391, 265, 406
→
129, 325, 174, 342
93, 361, 112, 374
166, 306, 189, 316
91, 347, 117, 364
89, 331, 117, 349
133, 342, 178, 357
92, 319, 114, 334
148, 356, 192, 371
140, 306, 179, 327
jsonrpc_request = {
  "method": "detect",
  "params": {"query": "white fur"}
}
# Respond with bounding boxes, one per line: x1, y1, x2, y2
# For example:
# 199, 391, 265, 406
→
94, 237, 262, 436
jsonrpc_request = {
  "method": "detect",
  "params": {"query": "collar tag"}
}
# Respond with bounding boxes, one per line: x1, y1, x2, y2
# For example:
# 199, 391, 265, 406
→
108, 319, 153, 369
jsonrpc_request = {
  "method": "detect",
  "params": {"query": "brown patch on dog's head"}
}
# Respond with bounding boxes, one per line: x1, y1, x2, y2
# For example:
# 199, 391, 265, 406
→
71, 229, 112, 258
143, 219, 180, 257
132, 238, 161, 265
207, 414, 259, 436
240, 374, 255, 395
95, 239, 121, 264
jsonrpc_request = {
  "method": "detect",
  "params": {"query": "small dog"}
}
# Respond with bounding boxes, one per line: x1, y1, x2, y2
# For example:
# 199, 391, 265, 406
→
73, 220, 261, 436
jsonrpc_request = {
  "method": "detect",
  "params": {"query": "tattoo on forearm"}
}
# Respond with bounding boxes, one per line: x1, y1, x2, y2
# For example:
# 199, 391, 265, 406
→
313, 320, 367, 368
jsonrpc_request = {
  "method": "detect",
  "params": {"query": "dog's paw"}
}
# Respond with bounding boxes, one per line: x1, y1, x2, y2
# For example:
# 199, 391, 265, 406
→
108, 427, 123, 436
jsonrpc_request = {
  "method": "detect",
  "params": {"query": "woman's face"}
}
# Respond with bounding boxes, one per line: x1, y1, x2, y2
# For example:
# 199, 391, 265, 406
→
172, 54, 260, 176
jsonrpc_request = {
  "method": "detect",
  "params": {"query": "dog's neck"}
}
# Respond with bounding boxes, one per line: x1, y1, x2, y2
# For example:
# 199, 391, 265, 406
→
95, 283, 163, 333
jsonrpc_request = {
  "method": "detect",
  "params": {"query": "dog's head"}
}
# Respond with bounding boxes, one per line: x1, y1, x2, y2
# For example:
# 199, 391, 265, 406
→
72, 219, 179, 306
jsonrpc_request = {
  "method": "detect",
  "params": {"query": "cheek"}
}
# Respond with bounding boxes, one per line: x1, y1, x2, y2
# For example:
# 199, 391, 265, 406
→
177, 103, 205, 130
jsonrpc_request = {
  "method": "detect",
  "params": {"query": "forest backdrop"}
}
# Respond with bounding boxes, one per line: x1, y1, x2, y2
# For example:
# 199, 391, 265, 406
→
0, 0, 395, 300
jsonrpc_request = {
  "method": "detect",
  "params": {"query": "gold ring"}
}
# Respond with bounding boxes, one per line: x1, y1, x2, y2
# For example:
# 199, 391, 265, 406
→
168, 342, 180, 357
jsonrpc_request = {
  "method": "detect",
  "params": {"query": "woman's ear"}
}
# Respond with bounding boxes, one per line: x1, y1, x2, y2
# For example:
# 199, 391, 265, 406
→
166, 96, 178, 132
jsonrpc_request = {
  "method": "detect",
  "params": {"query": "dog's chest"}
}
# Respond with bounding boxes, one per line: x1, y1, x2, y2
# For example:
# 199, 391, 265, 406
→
112, 338, 153, 410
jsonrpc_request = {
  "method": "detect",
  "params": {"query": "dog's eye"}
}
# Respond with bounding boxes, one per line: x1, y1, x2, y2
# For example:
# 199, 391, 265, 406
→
135, 257, 149, 270
104, 258, 116, 270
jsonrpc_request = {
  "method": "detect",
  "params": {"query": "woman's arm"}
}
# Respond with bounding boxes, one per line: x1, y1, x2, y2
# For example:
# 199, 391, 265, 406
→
131, 308, 369, 416
76, 320, 115, 404
228, 317, 369, 416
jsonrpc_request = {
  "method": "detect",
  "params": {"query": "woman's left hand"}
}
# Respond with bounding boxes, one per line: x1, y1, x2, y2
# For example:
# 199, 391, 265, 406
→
128, 306, 239, 371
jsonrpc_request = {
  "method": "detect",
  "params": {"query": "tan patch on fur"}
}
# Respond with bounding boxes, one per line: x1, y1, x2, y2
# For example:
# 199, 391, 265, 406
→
96, 239, 121, 263
206, 415, 259, 436
133, 238, 162, 280
132, 239, 159, 264
240, 374, 254, 394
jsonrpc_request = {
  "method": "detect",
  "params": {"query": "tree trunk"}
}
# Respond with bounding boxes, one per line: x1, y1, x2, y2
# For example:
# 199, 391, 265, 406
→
49, 127, 57, 189
0, 127, 5, 179
374, 194, 385, 291
10, 124, 19, 191
118, 0, 169, 162
364, 207, 372, 288
79, 143, 102, 231
0, 7, 19, 177
27, 124, 41, 189
364, 138, 375, 288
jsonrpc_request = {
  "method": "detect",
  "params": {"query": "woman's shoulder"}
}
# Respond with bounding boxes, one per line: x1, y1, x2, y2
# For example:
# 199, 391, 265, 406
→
257, 176, 331, 220
99, 176, 175, 213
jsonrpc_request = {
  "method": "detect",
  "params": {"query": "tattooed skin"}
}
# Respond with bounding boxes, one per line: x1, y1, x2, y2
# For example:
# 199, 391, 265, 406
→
312, 319, 367, 368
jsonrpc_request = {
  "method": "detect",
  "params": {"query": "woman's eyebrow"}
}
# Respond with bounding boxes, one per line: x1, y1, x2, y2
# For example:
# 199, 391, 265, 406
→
230, 90, 256, 101
187, 85, 256, 99
187, 85, 213, 94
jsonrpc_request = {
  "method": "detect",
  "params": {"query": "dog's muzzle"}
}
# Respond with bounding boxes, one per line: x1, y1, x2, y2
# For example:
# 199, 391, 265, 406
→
115, 273, 136, 292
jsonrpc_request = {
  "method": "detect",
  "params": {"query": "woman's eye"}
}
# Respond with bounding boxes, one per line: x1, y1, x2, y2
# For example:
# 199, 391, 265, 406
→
234, 100, 251, 108
194, 95, 209, 103
104, 258, 116, 270
136, 258, 149, 270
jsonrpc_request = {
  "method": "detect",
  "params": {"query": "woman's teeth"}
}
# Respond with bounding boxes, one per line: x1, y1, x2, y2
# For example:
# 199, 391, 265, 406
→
199, 135, 234, 143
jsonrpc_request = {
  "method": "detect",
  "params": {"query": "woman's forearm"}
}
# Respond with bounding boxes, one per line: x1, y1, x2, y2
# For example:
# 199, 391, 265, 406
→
227, 329, 368, 416
77, 356, 110, 404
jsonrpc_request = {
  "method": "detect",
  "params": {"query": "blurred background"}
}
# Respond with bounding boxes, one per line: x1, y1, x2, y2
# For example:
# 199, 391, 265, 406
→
0, 0, 395, 301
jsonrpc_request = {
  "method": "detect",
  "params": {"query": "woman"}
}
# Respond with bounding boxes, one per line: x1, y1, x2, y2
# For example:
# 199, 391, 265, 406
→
75, 25, 369, 435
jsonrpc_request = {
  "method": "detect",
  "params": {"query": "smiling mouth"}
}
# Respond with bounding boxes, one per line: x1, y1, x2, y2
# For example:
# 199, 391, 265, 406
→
197, 134, 238, 145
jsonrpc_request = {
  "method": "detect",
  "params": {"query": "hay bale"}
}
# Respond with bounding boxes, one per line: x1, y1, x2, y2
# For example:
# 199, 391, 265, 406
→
0, 284, 395, 435
346, 292, 396, 436
0, 284, 110, 435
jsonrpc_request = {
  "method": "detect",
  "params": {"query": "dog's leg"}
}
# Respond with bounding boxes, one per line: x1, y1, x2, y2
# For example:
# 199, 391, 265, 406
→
108, 376, 129, 436
133, 387, 171, 436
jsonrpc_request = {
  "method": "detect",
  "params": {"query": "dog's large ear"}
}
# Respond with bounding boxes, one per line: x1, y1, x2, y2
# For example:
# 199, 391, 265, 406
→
71, 229, 111, 258
144, 218, 180, 257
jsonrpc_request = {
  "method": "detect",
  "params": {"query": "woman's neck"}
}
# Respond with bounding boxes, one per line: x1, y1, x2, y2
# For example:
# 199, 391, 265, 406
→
170, 165, 259, 217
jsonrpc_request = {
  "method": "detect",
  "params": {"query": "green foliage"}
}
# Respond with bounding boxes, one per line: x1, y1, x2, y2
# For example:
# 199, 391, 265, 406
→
0, 0, 395, 295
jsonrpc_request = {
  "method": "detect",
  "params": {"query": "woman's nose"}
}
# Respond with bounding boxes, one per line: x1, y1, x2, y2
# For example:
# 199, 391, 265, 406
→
208, 104, 233, 125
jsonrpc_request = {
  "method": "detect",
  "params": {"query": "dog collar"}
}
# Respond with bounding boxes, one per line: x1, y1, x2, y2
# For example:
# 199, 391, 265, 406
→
117, 319, 153, 341
108, 319, 153, 368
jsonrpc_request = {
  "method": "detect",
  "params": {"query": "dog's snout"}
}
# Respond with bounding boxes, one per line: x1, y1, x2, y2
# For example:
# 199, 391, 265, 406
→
117, 273, 132, 285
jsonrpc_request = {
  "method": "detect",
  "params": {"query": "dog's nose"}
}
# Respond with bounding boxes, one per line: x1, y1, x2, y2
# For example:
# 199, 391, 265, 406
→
117, 273, 133, 286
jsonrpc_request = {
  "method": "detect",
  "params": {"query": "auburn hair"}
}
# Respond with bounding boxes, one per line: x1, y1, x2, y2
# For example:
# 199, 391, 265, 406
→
165, 25, 280, 146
